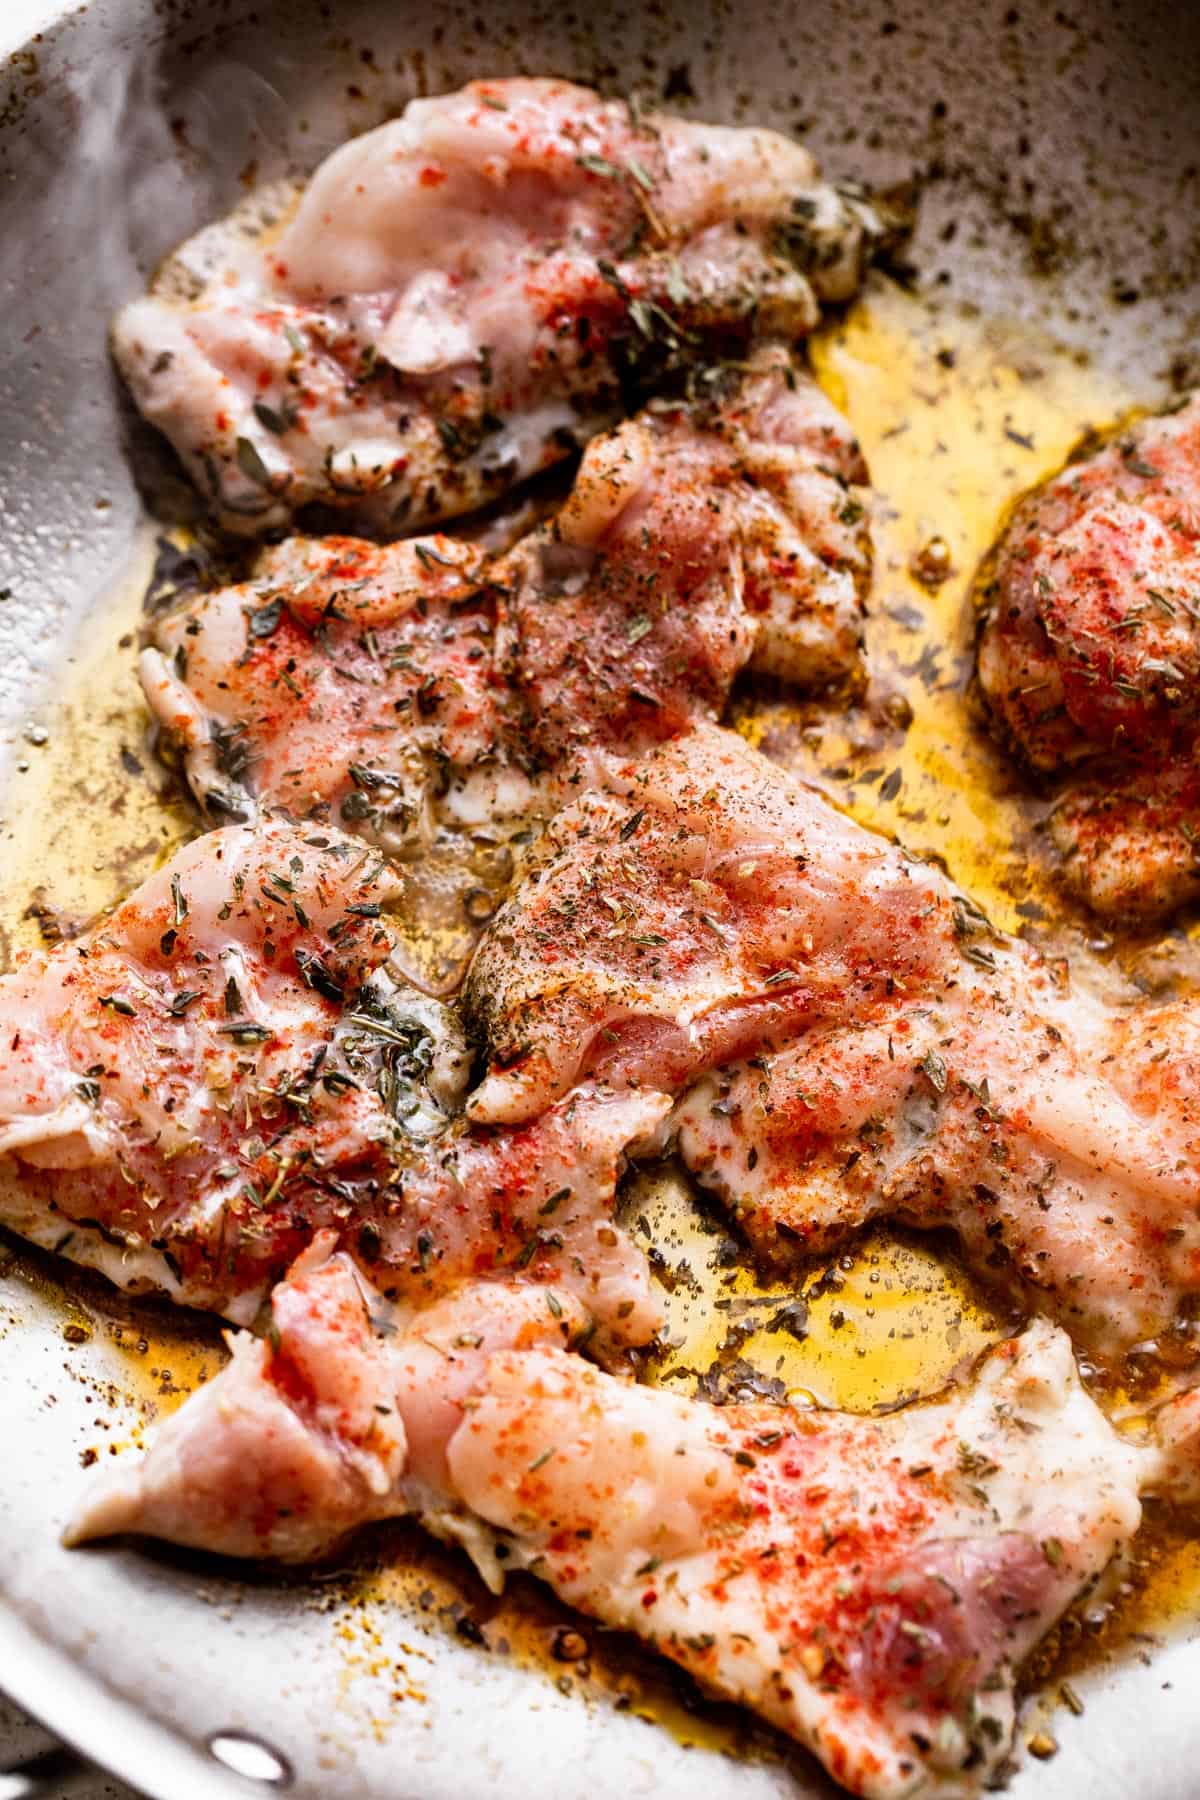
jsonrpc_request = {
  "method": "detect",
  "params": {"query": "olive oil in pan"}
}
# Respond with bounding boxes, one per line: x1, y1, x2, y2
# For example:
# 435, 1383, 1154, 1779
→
627, 1163, 1007, 1412
0, 1234, 223, 1473
354, 1529, 788, 1764
0, 526, 194, 967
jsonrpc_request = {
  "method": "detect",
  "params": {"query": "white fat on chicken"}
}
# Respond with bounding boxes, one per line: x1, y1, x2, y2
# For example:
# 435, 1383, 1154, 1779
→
67, 1250, 1157, 1800
114, 78, 885, 535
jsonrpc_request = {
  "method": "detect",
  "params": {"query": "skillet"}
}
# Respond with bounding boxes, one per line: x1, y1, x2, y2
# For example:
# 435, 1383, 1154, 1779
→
1, 1, 1199, 1795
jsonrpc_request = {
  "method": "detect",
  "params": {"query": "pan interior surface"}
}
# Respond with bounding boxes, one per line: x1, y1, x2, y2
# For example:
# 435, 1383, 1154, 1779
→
0, 2, 1199, 1797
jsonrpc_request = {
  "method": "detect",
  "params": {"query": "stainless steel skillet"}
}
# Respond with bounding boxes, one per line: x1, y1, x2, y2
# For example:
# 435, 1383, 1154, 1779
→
0, 0, 1199, 1794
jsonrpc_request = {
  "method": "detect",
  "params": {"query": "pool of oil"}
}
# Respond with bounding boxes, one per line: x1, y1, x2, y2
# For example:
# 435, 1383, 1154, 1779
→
1, 272, 1198, 1756
627, 1162, 1007, 1412
346, 1527, 794, 1765
0, 531, 194, 967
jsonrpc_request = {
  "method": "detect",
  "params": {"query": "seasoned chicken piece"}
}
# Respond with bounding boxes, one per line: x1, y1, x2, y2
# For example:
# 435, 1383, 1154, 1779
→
670, 980, 1200, 1357
1044, 758, 1200, 923
976, 393, 1200, 920
65, 1243, 588, 1563
139, 349, 869, 849
978, 398, 1200, 768
63, 1236, 412, 1562
67, 1257, 1149, 1800
443, 1320, 1141, 1799
466, 722, 961, 1124
466, 724, 1200, 1358
139, 532, 513, 839
114, 79, 884, 536
391, 1084, 667, 1355
0, 821, 664, 1348
497, 344, 871, 770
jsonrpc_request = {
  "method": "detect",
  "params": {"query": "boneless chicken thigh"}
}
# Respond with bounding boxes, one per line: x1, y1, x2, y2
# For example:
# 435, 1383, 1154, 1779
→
63, 1237, 414, 1563
65, 1245, 590, 1563
0, 820, 664, 1350
976, 393, 1200, 921
444, 1321, 1143, 1799
465, 722, 972, 1124
115, 79, 884, 535
138, 531, 509, 839
68, 1243, 1161, 1800
465, 724, 1200, 1358
670, 983, 1200, 1358
498, 343, 871, 766
139, 347, 870, 851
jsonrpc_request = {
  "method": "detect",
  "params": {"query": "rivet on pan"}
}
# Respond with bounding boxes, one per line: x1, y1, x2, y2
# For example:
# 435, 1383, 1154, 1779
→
206, 1733, 292, 1786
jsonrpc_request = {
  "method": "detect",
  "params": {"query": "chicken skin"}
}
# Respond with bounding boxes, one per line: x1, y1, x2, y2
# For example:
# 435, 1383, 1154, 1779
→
0, 819, 664, 1350
466, 724, 1200, 1359
976, 393, 1200, 921
67, 1244, 1158, 1800
114, 79, 884, 536
64, 1243, 588, 1564
139, 347, 870, 856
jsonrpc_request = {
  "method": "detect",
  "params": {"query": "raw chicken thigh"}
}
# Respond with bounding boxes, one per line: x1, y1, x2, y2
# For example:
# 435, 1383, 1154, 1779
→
63, 1236, 414, 1563
68, 1242, 1160, 1800
976, 393, 1200, 921
7, 718, 1200, 1362
65, 1243, 588, 1563
0, 820, 663, 1348
25, 65, 1200, 1798
465, 722, 972, 1123
671, 985, 1200, 1358
497, 343, 870, 769
115, 79, 885, 535
139, 531, 507, 839
443, 1320, 1142, 1799
140, 347, 870, 853
466, 724, 1200, 1358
